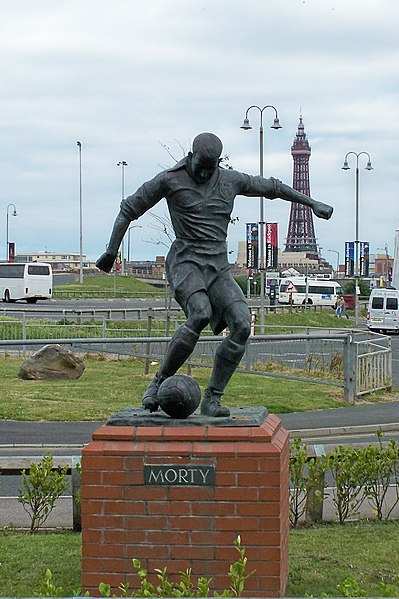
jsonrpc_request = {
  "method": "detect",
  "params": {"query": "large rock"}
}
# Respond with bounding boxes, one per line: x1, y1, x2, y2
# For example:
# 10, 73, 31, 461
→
18, 344, 85, 380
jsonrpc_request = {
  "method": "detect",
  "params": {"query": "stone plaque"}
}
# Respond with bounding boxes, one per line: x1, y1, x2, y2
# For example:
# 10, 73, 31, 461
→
144, 464, 215, 486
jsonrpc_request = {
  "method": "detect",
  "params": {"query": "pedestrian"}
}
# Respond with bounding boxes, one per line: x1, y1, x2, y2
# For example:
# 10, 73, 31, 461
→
340, 297, 349, 319
96, 132, 333, 417
335, 298, 342, 317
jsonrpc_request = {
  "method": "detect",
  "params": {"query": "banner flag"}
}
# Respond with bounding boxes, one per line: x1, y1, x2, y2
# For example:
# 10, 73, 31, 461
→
265, 223, 278, 270
246, 223, 259, 269
8, 242, 15, 263
345, 241, 354, 277
360, 241, 369, 277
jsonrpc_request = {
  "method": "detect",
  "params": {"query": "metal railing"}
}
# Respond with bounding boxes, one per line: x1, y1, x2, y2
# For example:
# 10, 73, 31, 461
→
0, 302, 332, 322
356, 335, 392, 395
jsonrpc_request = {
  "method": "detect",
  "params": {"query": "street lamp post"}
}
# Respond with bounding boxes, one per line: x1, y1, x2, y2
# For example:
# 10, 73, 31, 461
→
127, 224, 142, 264
328, 249, 340, 277
342, 151, 373, 325
240, 105, 282, 333
6, 203, 17, 261
77, 141, 84, 284
117, 161, 128, 275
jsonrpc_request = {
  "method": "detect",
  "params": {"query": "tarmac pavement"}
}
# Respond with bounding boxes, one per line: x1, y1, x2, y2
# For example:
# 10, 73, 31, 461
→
279, 399, 399, 441
0, 400, 398, 448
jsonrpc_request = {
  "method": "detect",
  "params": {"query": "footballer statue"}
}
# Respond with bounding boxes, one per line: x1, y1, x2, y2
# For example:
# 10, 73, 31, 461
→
97, 132, 333, 418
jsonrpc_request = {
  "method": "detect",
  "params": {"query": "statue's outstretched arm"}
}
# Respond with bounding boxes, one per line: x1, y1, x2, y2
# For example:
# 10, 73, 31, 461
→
275, 180, 333, 220
96, 211, 130, 273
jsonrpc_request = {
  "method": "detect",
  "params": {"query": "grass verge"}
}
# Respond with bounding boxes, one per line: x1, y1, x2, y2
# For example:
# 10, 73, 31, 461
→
53, 274, 162, 297
0, 521, 398, 596
288, 520, 399, 596
0, 354, 347, 420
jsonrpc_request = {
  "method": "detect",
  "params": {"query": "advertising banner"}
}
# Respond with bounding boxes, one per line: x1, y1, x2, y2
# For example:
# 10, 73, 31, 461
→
246, 223, 259, 270
114, 251, 122, 271
8, 242, 15, 263
345, 241, 354, 277
359, 241, 369, 277
265, 222, 278, 270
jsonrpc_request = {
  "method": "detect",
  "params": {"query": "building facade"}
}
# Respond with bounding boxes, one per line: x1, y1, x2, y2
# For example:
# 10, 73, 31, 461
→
15, 251, 92, 271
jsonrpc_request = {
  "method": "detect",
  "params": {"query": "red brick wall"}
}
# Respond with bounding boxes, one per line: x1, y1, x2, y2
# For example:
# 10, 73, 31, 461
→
81, 414, 289, 597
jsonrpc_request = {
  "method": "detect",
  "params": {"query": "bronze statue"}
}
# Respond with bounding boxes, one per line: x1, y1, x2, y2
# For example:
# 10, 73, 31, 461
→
96, 132, 333, 417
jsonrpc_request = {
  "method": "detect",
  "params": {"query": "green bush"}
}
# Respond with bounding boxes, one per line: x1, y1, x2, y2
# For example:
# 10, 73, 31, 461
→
18, 454, 68, 533
289, 438, 327, 526
342, 278, 370, 297
35, 536, 253, 598
362, 432, 399, 520
290, 432, 399, 525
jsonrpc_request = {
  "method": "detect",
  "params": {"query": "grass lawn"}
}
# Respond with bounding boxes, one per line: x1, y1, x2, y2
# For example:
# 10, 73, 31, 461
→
0, 522, 398, 596
55, 273, 160, 291
0, 354, 349, 420
287, 520, 399, 596
53, 273, 162, 297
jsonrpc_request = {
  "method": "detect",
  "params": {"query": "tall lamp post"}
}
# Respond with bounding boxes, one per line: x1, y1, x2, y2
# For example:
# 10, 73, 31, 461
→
117, 161, 128, 275
328, 249, 340, 277
6, 203, 17, 261
127, 224, 142, 264
342, 151, 373, 326
77, 141, 84, 284
240, 104, 282, 333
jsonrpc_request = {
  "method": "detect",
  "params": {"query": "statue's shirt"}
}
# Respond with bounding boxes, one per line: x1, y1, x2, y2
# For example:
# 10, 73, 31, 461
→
120, 158, 280, 332
120, 157, 280, 243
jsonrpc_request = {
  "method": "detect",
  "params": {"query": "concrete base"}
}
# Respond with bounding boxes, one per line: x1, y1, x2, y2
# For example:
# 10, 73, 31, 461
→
81, 410, 289, 597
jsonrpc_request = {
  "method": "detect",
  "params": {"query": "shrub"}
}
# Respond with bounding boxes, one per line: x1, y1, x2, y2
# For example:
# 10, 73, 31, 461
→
327, 445, 368, 523
36, 536, 253, 597
18, 453, 68, 533
362, 431, 399, 520
289, 438, 327, 526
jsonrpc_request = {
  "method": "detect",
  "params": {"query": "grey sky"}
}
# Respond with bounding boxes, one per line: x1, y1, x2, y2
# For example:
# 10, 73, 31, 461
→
1, 0, 398, 265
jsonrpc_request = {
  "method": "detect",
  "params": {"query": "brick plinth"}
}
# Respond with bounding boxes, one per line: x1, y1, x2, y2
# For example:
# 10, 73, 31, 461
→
81, 413, 289, 597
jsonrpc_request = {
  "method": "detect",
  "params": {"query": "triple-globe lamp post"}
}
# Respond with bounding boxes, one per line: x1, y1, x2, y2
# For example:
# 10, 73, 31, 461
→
77, 141, 84, 284
240, 105, 282, 333
117, 161, 128, 275
341, 151, 373, 326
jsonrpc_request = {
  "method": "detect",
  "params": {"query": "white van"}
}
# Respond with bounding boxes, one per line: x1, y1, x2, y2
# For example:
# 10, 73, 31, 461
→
367, 288, 399, 333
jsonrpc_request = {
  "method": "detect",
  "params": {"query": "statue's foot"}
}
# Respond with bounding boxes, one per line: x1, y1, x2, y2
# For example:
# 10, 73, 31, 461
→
142, 373, 164, 412
200, 389, 230, 418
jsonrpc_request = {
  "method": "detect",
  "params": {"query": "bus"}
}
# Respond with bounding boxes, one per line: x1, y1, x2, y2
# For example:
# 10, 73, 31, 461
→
278, 277, 343, 307
0, 262, 53, 303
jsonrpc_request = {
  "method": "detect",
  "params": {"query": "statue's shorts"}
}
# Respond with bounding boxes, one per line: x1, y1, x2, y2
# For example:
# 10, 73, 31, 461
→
166, 238, 248, 335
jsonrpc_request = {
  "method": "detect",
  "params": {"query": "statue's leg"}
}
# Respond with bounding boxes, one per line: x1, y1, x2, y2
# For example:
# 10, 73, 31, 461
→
201, 301, 251, 417
200, 338, 246, 417
142, 325, 200, 411
142, 292, 211, 412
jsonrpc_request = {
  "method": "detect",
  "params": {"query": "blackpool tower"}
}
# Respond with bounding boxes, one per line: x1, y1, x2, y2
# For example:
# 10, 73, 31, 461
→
284, 116, 318, 253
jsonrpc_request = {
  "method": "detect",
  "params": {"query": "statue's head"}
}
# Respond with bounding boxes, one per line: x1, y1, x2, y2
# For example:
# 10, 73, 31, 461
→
189, 133, 223, 183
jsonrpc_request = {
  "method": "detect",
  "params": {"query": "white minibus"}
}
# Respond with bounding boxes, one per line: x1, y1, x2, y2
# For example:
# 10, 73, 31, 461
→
278, 277, 343, 307
367, 288, 399, 333
0, 262, 53, 303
